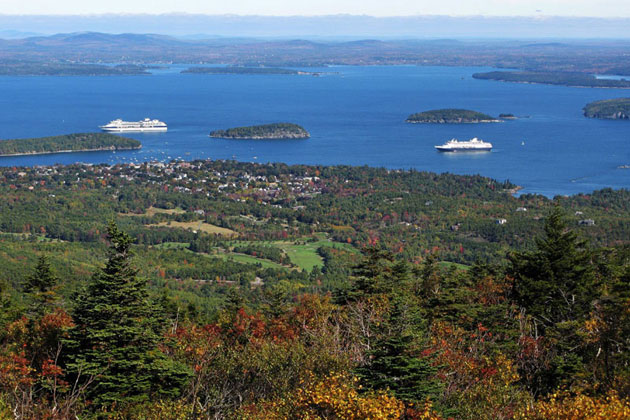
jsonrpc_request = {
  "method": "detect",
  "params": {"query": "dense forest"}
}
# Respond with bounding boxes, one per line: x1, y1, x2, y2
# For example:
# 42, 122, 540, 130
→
0, 133, 141, 156
472, 71, 630, 88
583, 98, 630, 120
209, 123, 310, 139
406, 109, 498, 124
1, 159, 630, 419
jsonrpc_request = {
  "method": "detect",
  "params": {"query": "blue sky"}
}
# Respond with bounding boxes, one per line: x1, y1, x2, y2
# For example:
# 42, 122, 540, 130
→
3, 0, 630, 17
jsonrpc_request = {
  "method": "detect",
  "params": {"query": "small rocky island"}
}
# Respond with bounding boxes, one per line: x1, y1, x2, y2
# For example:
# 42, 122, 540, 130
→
210, 123, 310, 139
0, 133, 141, 156
499, 113, 517, 120
583, 98, 630, 120
406, 109, 500, 124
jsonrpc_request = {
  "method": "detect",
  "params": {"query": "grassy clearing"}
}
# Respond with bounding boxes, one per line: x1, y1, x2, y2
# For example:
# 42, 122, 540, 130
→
226, 235, 359, 271
149, 221, 237, 237
212, 252, 286, 269
153, 242, 190, 250
121, 206, 186, 217
439, 261, 470, 271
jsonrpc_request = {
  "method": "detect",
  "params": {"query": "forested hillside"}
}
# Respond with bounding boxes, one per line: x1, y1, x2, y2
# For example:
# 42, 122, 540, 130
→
1, 159, 630, 419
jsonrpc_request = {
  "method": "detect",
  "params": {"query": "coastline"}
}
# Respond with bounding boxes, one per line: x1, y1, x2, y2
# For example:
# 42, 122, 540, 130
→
406, 119, 502, 124
0, 145, 142, 157
473, 78, 630, 90
506, 185, 523, 195
209, 134, 309, 140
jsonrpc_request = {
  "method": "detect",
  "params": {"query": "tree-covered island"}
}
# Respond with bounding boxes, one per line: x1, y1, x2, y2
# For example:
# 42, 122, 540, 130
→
406, 109, 499, 123
209, 123, 310, 139
583, 98, 630, 120
0, 133, 141, 156
473, 71, 630, 88
0, 62, 152, 76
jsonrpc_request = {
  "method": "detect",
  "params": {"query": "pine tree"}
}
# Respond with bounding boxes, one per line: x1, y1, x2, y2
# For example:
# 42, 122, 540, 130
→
24, 255, 60, 317
345, 247, 395, 301
0, 277, 14, 332
355, 299, 441, 403
509, 207, 597, 395
510, 206, 596, 327
65, 222, 190, 409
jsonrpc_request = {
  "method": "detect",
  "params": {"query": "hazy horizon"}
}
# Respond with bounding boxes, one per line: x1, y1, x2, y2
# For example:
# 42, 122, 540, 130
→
4, 0, 630, 17
1, 13, 630, 39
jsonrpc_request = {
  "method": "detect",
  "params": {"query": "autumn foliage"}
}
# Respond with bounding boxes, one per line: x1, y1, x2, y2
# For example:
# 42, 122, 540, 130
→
514, 391, 630, 420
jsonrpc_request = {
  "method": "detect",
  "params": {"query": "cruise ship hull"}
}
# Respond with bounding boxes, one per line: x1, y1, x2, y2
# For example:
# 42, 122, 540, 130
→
435, 146, 492, 152
101, 127, 168, 133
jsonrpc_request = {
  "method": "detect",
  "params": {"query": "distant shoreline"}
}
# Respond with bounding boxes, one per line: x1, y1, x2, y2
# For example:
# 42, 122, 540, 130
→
472, 71, 630, 89
478, 79, 630, 90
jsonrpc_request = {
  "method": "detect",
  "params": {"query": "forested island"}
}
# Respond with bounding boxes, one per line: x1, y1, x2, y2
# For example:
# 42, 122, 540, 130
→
0, 62, 151, 76
182, 67, 320, 76
583, 97, 630, 119
210, 123, 310, 139
473, 71, 630, 88
0, 133, 141, 156
2, 158, 630, 418
406, 109, 499, 123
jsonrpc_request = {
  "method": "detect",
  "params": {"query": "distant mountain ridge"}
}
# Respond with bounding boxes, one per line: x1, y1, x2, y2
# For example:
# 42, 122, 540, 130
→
0, 30, 629, 74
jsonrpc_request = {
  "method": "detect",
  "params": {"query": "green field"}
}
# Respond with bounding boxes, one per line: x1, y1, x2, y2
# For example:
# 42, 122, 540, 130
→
120, 206, 186, 217
149, 220, 237, 237
225, 235, 359, 271
153, 242, 190, 250
438, 261, 470, 271
212, 252, 287, 269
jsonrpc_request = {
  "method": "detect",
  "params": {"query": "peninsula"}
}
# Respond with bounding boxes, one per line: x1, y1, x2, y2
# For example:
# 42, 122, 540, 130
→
0, 133, 141, 156
406, 109, 499, 124
209, 123, 310, 139
182, 67, 320, 76
0, 63, 151, 76
583, 98, 630, 120
472, 71, 630, 88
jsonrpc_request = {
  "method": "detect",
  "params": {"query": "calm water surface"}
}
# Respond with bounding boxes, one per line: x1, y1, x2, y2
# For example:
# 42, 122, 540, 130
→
0, 65, 628, 196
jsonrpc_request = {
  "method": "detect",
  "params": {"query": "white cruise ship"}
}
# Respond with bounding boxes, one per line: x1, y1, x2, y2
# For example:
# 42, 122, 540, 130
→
100, 118, 167, 132
435, 137, 492, 152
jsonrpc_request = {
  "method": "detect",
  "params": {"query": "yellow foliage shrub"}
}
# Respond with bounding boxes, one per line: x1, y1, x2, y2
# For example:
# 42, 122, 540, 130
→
240, 373, 405, 420
514, 391, 630, 420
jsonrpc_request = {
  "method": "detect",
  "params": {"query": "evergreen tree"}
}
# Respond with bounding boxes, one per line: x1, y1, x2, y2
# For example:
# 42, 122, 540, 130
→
344, 247, 395, 301
509, 207, 597, 394
65, 222, 190, 409
590, 261, 630, 389
0, 277, 15, 332
510, 206, 596, 327
23, 255, 60, 317
355, 299, 441, 403
419, 253, 441, 299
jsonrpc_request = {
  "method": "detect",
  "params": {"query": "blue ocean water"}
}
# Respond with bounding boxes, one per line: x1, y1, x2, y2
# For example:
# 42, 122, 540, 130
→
0, 65, 628, 197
